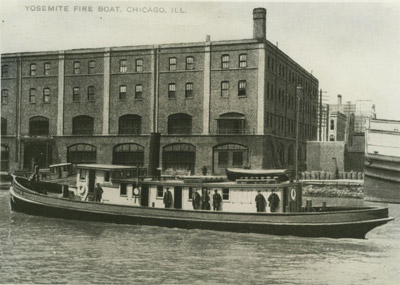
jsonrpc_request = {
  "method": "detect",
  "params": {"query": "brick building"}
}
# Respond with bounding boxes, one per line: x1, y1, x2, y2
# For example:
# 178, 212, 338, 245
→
1, 8, 318, 175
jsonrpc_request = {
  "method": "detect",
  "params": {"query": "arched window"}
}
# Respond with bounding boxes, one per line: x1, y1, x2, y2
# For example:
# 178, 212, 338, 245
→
67, 144, 96, 164
287, 145, 294, 166
72, 116, 94, 135
217, 113, 245, 134
29, 116, 49, 136
168, 113, 192, 134
162, 143, 195, 173
1, 117, 6, 136
113, 143, 144, 166
213, 143, 248, 173
119, 114, 141, 135
1, 144, 9, 171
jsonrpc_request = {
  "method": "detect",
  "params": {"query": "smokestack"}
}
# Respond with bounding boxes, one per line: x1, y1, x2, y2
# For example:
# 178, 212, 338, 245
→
148, 132, 161, 178
253, 8, 266, 41
337, 94, 342, 105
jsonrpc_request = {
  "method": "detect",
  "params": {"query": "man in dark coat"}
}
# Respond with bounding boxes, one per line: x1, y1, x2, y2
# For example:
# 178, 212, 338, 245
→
212, 190, 222, 211
255, 190, 267, 212
163, 188, 173, 208
268, 189, 280, 212
192, 190, 201, 210
202, 189, 211, 210
94, 183, 103, 202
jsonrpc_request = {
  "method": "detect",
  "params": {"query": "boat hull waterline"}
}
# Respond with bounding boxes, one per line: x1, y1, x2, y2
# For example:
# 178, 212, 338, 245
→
9, 181, 393, 239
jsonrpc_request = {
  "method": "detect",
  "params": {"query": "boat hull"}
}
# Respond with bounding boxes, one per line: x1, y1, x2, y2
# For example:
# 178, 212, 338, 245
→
364, 155, 400, 204
9, 180, 393, 239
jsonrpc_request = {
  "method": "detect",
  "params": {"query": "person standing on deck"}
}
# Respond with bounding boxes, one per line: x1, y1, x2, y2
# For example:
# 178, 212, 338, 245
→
192, 189, 201, 210
255, 190, 267, 212
94, 183, 103, 202
202, 189, 211, 210
163, 188, 173, 208
268, 189, 280, 212
213, 190, 222, 211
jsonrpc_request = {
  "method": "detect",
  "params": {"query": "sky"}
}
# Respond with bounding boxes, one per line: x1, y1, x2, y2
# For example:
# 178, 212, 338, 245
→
1, 0, 400, 120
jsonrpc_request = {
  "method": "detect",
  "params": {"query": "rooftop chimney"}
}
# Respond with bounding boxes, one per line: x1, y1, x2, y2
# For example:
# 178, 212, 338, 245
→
253, 8, 266, 41
337, 94, 342, 105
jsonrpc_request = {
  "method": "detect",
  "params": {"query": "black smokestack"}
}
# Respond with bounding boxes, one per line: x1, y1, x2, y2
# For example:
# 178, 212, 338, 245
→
148, 132, 160, 177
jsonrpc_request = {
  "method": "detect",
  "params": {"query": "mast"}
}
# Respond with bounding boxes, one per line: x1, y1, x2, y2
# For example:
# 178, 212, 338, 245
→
295, 86, 302, 182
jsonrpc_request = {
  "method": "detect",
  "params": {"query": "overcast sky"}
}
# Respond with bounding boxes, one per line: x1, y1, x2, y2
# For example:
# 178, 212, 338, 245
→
1, 0, 400, 120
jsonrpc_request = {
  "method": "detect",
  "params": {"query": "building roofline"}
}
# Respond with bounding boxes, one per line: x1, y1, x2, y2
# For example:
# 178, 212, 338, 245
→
1, 38, 317, 80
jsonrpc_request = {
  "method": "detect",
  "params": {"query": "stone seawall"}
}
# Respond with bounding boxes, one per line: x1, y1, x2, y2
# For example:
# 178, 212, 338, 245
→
302, 180, 364, 199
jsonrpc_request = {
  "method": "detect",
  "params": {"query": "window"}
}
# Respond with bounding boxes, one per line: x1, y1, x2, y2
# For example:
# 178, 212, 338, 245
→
119, 59, 127, 73
105, 171, 110, 182
113, 143, 144, 166
217, 113, 246, 134
1, 118, 7, 136
72, 116, 94, 135
169, 57, 176, 71
43, 88, 50, 103
120, 184, 127, 196
185, 83, 193, 98
29, 116, 49, 136
168, 83, 176, 99
186, 56, 194, 70
135, 84, 143, 100
1, 65, 8, 78
329, 135, 335, 141
238, 80, 246, 97
87, 86, 95, 101
135, 59, 143, 72
79, 169, 87, 180
1, 89, 8, 105
162, 143, 196, 173
218, 151, 228, 166
221, 81, 229, 97
222, 188, 230, 200
1, 145, 9, 171
67, 144, 96, 164
232, 152, 243, 166
330, 119, 335, 130
88, 60, 95, 74
119, 85, 127, 100
221, 55, 230, 69
157, 185, 163, 198
29, 88, 36, 103
44, 63, 51, 76
168, 113, 192, 134
73, 61, 80, 74
188, 187, 193, 200
239, 54, 247, 68
119, 114, 141, 135
73, 87, 80, 102
30, 64, 37, 76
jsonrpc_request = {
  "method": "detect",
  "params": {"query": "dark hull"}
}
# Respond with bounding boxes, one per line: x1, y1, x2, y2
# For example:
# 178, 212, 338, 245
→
9, 179, 393, 239
364, 154, 400, 204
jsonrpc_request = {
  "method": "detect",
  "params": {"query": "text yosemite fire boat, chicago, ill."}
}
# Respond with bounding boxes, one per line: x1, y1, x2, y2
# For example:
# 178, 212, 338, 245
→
9, 164, 393, 239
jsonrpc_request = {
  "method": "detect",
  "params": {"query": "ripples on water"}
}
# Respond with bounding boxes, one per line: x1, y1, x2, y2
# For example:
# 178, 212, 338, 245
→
1, 190, 399, 284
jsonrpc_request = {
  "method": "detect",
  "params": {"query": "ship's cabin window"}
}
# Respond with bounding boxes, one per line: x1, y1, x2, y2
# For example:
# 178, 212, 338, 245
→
188, 187, 193, 201
120, 184, 127, 196
157, 185, 163, 198
222, 188, 230, 200
104, 171, 110, 182
79, 169, 87, 180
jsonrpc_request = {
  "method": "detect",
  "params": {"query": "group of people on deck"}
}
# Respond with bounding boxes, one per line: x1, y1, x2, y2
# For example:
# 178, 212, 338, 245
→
255, 189, 280, 212
163, 187, 279, 212
163, 188, 223, 210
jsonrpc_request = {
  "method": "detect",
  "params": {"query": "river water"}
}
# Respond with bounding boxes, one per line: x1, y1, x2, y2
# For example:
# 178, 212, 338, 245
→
1, 189, 399, 284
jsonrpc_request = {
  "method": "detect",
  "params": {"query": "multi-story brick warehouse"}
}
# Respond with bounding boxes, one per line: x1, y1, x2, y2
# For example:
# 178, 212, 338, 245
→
1, 8, 318, 175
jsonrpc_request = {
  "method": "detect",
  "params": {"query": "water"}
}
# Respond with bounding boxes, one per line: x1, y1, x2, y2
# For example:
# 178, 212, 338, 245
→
1, 189, 399, 284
